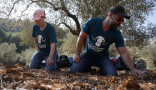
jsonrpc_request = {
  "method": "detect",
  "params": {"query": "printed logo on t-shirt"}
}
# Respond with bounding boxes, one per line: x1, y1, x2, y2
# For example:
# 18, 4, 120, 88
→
37, 35, 46, 48
89, 36, 107, 52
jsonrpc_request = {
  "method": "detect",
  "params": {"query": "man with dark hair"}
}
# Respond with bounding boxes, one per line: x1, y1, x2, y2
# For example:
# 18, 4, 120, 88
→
29, 9, 57, 71
70, 5, 144, 78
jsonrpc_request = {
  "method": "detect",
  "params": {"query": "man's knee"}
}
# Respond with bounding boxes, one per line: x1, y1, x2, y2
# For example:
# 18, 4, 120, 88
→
46, 64, 57, 72
29, 63, 39, 69
70, 63, 91, 74
99, 57, 118, 76
70, 63, 78, 73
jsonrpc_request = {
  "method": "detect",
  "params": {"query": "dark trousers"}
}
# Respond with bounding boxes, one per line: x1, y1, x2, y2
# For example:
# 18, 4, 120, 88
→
29, 50, 57, 71
70, 54, 118, 76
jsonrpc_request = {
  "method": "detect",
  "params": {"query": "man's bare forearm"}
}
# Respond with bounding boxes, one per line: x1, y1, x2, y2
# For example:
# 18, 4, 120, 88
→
121, 52, 136, 71
34, 39, 39, 51
76, 37, 84, 56
49, 43, 56, 59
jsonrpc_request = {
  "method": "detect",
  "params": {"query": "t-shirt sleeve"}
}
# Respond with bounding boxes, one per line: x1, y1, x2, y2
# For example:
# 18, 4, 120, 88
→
115, 29, 125, 47
32, 25, 36, 38
49, 26, 57, 43
82, 18, 97, 34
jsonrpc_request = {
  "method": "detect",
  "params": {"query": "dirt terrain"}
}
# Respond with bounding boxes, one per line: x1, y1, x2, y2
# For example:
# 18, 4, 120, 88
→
0, 64, 155, 90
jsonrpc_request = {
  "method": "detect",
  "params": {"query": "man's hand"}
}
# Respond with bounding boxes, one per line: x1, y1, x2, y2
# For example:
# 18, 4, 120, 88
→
73, 54, 80, 63
131, 69, 145, 79
47, 57, 53, 66
74, 30, 87, 63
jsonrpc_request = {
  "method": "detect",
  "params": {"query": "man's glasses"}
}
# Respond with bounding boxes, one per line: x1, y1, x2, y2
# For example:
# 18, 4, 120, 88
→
117, 18, 124, 22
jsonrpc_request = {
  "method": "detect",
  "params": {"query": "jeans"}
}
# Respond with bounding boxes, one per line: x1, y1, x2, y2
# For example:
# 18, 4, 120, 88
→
70, 53, 118, 76
29, 50, 57, 72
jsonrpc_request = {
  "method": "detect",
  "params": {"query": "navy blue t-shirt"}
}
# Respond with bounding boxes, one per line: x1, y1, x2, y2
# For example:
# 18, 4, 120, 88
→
82, 18, 125, 57
32, 22, 57, 56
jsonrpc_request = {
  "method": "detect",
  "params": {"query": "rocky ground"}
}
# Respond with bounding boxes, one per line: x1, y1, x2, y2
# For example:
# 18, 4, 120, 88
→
0, 64, 156, 90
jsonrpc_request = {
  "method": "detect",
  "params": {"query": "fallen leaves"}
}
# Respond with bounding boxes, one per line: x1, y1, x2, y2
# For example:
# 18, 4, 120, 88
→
0, 64, 155, 89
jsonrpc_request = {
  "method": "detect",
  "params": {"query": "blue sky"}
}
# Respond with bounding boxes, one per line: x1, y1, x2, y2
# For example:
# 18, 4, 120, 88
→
147, 4, 156, 24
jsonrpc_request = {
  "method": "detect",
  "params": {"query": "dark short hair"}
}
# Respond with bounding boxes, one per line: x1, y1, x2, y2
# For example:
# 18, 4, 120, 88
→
110, 5, 130, 19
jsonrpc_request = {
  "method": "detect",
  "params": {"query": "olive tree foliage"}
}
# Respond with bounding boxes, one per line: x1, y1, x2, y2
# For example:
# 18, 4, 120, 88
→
0, 0, 81, 35
60, 31, 77, 56
0, 42, 18, 64
52, 24, 67, 49
0, 29, 7, 42
141, 43, 156, 69
0, 42, 36, 65
0, 0, 155, 47
145, 23, 156, 42
16, 19, 35, 47
18, 48, 36, 66
127, 46, 141, 61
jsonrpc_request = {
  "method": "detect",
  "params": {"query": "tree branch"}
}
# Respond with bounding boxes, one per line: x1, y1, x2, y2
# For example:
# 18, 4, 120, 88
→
59, 22, 79, 36
38, 0, 62, 11
7, 0, 22, 18
41, 0, 81, 35
9, 0, 81, 35
21, 1, 38, 17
